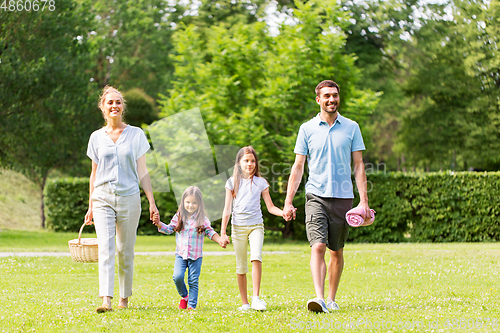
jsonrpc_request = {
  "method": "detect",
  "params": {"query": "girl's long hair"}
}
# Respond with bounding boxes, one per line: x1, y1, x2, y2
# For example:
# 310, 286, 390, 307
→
231, 146, 260, 198
174, 186, 207, 234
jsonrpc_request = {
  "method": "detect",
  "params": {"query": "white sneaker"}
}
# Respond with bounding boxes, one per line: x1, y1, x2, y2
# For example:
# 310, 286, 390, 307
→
238, 304, 250, 311
251, 296, 267, 311
326, 298, 340, 311
307, 298, 329, 313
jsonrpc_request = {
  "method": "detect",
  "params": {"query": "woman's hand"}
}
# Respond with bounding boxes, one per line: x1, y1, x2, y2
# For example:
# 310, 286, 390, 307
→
151, 212, 161, 227
149, 203, 159, 223
84, 208, 94, 225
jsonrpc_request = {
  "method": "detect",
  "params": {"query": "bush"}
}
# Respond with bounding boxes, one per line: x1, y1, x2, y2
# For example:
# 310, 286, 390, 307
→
407, 172, 500, 242
349, 173, 413, 243
123, 88, 159, 127
45, 177, 178, 234
45, 178, 93, 233
45, 172, 500, 242
349, 171, 500, 243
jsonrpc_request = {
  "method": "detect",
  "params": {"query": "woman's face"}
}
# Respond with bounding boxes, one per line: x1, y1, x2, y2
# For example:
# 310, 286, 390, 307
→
183, 195, 199, 215
101, 92, 124, 121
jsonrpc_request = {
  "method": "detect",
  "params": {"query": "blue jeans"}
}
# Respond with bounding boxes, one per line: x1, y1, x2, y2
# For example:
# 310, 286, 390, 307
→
173, 255, 203, 309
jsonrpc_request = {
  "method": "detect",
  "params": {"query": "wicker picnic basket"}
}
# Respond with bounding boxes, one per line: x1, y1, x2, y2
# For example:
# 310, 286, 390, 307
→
68, 222, 99, 263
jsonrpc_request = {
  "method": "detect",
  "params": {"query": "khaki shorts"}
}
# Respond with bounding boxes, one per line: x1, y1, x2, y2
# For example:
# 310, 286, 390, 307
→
305, 193, 352, 251
231, 223, 265, 275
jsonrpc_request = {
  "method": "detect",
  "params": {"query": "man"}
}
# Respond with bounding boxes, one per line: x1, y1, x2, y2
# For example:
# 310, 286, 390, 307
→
283, 80, 371, 313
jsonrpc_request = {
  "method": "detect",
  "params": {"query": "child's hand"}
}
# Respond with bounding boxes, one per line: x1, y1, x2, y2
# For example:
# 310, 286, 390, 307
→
218, 238, 227, 248
222, 235, 230, 247
152, 212, 160, 226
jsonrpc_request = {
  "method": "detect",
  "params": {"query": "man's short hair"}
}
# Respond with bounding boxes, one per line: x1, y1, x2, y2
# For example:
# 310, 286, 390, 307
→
315, 80, 340, 96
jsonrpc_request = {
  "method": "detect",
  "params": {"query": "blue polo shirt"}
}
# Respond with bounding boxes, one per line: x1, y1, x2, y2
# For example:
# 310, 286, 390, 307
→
294, 113, 365, 198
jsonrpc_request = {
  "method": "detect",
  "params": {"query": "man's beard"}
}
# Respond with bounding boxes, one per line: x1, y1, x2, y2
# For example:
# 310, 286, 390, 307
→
322, 104, 338, 114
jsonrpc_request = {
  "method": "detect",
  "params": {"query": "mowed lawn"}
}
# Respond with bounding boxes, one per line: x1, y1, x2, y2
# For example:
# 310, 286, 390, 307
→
0, 230, 499, 332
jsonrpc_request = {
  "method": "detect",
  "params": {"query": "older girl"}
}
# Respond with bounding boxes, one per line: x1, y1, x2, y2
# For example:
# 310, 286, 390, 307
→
220, 146, 283, 311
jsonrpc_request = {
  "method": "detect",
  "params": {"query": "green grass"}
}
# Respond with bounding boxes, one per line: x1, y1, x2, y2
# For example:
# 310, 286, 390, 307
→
1, 233, 499, 332
0, 169, 41, 231
0, 230, 306, 253
1, 171, 499, 331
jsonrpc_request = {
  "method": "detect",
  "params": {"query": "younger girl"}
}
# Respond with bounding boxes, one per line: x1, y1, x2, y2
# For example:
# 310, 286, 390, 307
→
153, 186, 227, 310
220, 146, 283, 311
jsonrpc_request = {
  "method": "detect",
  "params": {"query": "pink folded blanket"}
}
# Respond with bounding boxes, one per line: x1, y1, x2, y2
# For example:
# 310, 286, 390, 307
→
345, 207, 376, 227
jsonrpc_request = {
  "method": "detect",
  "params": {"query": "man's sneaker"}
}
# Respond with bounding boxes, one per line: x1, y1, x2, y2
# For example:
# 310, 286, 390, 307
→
326, 298, 340, 311
307, 298, 329, 313
238, 304, 250, 311
251, 296, 267, 311
178, 296, 188, 310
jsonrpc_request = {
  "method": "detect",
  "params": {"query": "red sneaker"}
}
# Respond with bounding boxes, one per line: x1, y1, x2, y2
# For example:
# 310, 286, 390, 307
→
179, 297, 188, 309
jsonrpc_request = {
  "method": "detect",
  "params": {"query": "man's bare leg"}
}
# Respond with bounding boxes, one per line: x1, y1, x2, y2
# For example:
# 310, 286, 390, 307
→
310, 242, 327, 299
327, 248, 344, 303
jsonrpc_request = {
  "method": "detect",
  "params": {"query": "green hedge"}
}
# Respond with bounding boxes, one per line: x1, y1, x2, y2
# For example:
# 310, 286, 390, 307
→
45, 178, 178, 235
45, 172, 500, 242
45, 178, 92, 233
348, 172, 500, 243
404, 172, 500, 242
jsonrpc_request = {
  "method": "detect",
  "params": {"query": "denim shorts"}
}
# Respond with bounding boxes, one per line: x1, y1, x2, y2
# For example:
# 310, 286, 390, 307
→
305, 193, 352, 251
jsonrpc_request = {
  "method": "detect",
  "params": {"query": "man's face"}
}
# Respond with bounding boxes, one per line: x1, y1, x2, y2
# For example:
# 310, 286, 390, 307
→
316, 87, 340, 114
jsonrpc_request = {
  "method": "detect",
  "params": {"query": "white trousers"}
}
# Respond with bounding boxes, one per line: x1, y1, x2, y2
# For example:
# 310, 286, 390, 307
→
92, 183, 141, 298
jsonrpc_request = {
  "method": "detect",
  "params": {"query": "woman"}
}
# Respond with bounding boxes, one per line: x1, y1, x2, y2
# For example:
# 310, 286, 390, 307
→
84, 86, 159, 312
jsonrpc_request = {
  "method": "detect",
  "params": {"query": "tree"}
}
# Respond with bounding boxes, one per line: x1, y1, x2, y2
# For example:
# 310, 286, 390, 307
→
0, 0, 101, 227
340, 0, 427, 170
400, 0, 500, 170
88, 0, 182, 99
158, 0, 379, 237
455, 0, 500, 169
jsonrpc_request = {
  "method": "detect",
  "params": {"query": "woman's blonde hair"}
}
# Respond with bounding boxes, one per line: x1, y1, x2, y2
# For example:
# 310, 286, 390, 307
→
98, 85, 126, 119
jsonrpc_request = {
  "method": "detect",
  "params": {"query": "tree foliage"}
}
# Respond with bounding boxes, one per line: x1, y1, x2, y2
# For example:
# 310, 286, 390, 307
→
1, 0, 499, 233
400, 0, 500, 171
88, 0, 182, 98
0, 0, 101, 227
159, 0, 380, 237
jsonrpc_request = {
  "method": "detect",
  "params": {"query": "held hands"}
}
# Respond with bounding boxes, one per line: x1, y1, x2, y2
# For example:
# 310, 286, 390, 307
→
220, 234, 230, 248
149, 203, 160, 223
151, 211, 161, 227
217, 238, 228, 249
282, 203, 297, 222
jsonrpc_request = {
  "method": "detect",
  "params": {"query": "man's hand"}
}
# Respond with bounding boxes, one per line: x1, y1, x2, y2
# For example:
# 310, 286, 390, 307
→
357, 201, 371, 220
283, 204, 297, 221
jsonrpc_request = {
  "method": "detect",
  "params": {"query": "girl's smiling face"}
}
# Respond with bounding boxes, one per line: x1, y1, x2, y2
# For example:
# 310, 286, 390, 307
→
183, 195, 199, 216
239, 153, 256, 177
